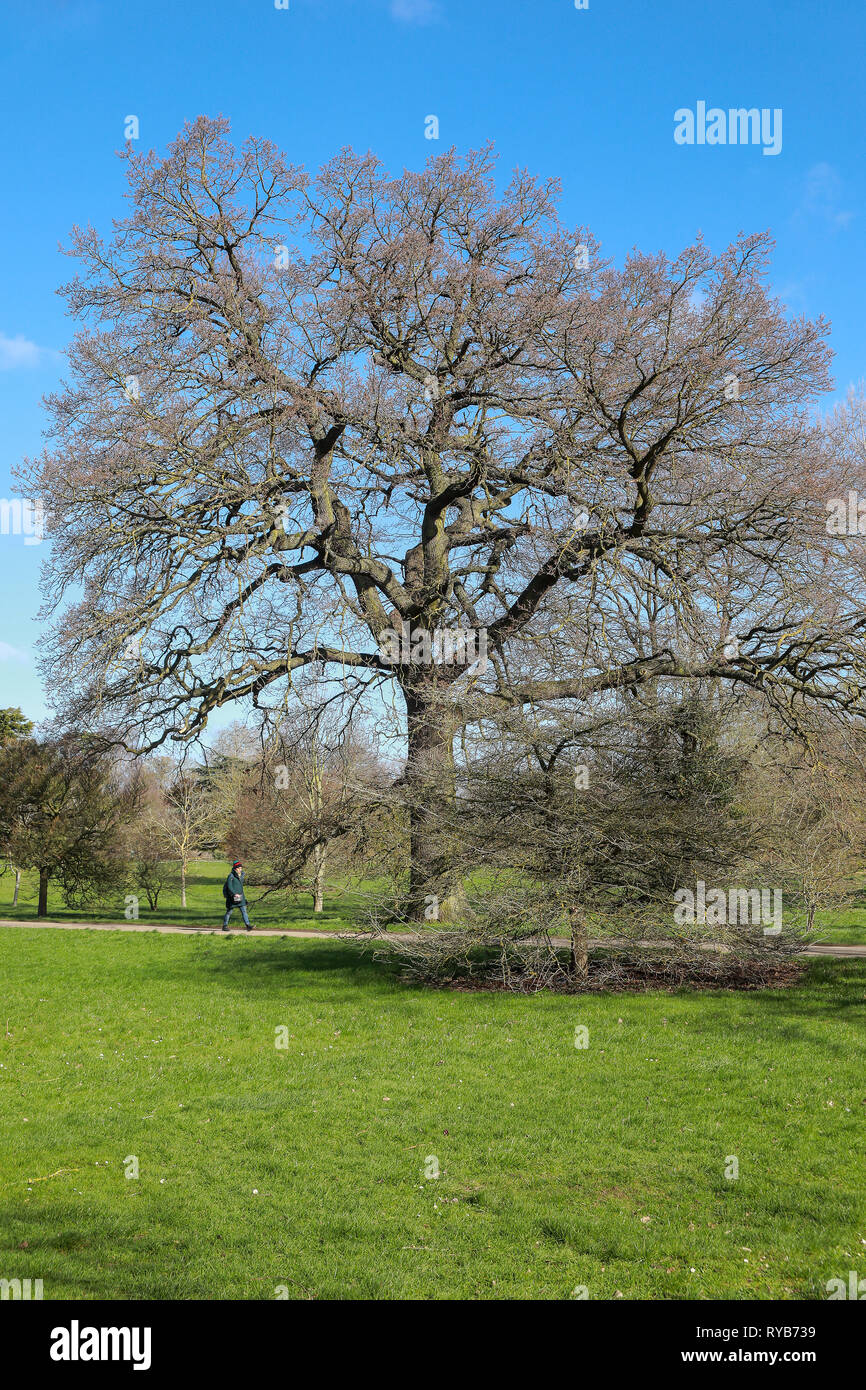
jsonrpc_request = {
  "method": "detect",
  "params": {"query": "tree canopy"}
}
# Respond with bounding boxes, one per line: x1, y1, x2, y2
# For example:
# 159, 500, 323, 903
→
22, 116, 866, 909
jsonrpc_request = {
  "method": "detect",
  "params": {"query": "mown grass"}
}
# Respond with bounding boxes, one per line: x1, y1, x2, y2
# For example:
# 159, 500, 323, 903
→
0, 861, 367, 933
2, 861, 866, 943
0, 927, 864, 1299
806, 899, 866, 945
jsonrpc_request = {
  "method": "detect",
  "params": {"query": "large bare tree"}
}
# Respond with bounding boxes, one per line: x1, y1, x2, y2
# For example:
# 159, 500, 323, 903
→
23, 117, 866, 914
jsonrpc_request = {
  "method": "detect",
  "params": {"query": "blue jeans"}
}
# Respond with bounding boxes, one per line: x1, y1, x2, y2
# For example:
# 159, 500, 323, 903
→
223, 902, 251, 928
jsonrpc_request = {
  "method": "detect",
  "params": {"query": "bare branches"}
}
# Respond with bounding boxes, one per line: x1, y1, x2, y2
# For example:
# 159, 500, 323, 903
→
17, 120, 865, 865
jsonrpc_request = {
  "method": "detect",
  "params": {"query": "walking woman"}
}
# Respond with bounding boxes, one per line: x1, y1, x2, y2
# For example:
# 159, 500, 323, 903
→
222, 861, 253, 931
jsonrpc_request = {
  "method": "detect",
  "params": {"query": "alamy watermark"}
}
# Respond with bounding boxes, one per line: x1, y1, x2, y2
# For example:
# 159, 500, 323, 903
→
673, 881, 783, 933
378, 621, 488, 671
826, 1271, 866, 1299
674, 103, 782, 156
827, 491, 866, 535
0, 498, 45, 545
50, 1323, 151, 1370
0, 1277, 43, 1300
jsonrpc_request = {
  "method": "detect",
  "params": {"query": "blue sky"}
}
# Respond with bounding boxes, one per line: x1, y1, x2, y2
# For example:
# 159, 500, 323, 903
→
1, 0, 864, 723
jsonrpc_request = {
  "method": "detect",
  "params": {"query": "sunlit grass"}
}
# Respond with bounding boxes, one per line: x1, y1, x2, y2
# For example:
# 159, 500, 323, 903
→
0, 861, 373, 932
3, 862, 866, 943
1, 928, 864, 1299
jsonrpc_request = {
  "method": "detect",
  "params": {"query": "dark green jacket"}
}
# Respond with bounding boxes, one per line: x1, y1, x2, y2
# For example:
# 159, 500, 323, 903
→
223, 870, 246, 906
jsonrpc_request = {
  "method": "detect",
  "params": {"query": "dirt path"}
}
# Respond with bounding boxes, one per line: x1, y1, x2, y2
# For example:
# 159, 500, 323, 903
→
0, 918, 863, 957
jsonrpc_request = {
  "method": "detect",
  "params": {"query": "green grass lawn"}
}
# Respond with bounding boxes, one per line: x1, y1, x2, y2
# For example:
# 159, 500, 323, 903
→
1, 927, 864, 1299
808, 901, 866, 945
0, 861, 366, 932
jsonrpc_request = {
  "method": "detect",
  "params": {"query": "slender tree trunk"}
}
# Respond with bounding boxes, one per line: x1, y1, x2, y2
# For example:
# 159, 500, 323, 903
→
37, 867, 49, 919
312, 842, 326, 913
569, 905, 588, 979
181, 858, 187, 909
12, 868, 20, 907
309, 763, 326, 913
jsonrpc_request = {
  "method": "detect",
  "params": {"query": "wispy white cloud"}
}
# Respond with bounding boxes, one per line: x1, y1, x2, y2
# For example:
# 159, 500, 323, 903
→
799, 163, 854, 229
0, 642, 29, 663
773, 280, 810, 313
0, 332, 60, 371
390, 0, 440, 24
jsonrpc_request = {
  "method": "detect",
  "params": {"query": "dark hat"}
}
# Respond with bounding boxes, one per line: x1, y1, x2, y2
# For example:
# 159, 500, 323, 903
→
232, 861, 242, 869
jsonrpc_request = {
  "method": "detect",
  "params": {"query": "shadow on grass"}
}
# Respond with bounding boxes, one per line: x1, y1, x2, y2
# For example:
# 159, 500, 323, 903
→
147, 938, 408, 998
157, 940, 866, 1022
0, 1202, 209, 1300
669, 960, 866, 1055
742, 959, 866, 1013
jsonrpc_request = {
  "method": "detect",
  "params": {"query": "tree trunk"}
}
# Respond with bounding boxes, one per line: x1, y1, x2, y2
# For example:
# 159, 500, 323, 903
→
37, 867, 49, 919
570, 905, 588, 979
312, 842, 326, 913
404, 685, 458, 920
12, 868, 20, 907
181, 859, 187, 909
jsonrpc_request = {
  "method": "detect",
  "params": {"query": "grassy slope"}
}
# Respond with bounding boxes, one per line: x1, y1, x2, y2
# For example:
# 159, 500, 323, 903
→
2, 862, 866, 943
1, 928, 864, 1300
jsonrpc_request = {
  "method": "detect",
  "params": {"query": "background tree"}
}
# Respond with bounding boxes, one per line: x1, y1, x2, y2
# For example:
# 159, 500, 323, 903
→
0, 737, 136, 917
201, 723, 262, 854
159, 764, 214, 909
0, 708, 34, 906
124, 764, 174, 910
227, 704, 383, 912
0, 708, 33, 744
747, 720, 866, 932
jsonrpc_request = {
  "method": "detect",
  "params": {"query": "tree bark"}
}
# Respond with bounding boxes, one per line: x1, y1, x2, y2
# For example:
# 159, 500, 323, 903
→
312, 841, 326, 913
12, 868, 20, 907
37, 867, 49, 919
180, 859, 187, 909
570, 905, 588, 979
403, 684, 458, 920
